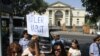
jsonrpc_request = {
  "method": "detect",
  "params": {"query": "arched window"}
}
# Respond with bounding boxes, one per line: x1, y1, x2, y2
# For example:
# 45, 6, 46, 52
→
55, 10, 63, 19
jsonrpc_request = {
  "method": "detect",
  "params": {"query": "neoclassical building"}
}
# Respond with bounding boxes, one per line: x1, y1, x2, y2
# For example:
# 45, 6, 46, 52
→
43, 1, 86, 27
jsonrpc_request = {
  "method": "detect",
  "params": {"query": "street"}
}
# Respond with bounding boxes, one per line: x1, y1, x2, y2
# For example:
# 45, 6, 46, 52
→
51, 31, 96, 56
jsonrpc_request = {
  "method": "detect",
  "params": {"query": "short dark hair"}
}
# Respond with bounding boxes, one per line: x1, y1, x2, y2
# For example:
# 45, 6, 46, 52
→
23, 30, 27, 35
22, 30, 28, 37
93, 36, 100, 42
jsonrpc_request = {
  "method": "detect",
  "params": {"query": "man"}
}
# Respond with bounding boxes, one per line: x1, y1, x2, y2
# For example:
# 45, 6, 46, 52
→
51, 34, 64, 45
89, 36, 100, 56
19, 30, 30, 51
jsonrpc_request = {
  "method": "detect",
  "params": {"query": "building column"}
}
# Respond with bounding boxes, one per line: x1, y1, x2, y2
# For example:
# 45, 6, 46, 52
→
69, 9, 72, 26
61, 10, 65, 26
52, 10, 55, 26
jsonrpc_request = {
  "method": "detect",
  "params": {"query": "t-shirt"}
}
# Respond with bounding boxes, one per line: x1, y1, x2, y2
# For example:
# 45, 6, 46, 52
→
19, 38, 30, 51
51, 39, 64, 45
21, 48, 34, 56
68, 48, 81, 56
89, 43, 100, 56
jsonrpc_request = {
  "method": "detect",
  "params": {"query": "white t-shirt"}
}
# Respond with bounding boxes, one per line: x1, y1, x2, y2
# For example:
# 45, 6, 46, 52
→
19, 38, 30, 51
51, 39, 64, 45
22, 48, 34, 56
68, 48, 81, 56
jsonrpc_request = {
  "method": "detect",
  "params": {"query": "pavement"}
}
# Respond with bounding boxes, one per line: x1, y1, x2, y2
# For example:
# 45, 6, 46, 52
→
51, 31, 96, 36
51, 31, 97, 56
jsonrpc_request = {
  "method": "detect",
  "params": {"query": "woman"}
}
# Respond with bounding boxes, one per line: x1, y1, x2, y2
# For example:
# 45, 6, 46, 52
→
7, 42, 22, 56
52, 42, 67, 56
68, 39, 81, 56
22, 35, 39, 56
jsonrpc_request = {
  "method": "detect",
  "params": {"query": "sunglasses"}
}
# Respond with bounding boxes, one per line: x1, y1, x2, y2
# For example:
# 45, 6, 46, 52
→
55, 49, 61, 52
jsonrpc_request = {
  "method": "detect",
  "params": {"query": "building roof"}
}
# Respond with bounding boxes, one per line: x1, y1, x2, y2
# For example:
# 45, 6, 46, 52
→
49, 1, 74, 8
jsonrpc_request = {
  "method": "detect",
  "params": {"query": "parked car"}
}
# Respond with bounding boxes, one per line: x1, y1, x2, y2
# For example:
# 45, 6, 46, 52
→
39, 31, 52, 54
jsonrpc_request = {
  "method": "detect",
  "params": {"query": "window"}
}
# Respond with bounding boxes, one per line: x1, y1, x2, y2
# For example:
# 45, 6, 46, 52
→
1, 18, 9, 27
65, 10, 69, 17
49, 10, 52, 17
55, 10, 63, 19
13, 19, 24, 27
77, 12, 79, 16
77, 19, 79, 24
2, 20, 6, 27
49, 19, 52, 26
49, 18, 52, 19
65, 18, 68, 24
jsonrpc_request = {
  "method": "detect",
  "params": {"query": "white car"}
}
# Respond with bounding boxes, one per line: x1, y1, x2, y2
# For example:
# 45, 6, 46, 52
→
96, 31, 100, 35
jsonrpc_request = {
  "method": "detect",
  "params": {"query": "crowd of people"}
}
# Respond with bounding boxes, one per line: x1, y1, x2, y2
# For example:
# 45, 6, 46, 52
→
6, 30, 100, 56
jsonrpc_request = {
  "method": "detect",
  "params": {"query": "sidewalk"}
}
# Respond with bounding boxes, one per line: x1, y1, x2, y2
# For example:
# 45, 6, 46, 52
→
51, 31, 96, 37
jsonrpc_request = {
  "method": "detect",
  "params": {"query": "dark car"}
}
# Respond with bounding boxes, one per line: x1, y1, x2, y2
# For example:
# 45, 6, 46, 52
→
38, 31, 53, 54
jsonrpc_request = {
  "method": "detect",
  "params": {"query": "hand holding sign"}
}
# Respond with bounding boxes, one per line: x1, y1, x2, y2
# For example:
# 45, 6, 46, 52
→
31, 35, 39, 42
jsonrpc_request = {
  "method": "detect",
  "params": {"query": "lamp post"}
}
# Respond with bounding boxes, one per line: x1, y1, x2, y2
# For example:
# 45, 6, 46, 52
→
0, 1, 2, 56
9, 14, 13, 43
0, 13, 2, 56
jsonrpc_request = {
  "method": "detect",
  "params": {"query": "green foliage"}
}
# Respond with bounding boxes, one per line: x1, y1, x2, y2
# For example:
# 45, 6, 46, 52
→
10, 0, 48, 16
81, 0, 100, 23
85, 14, 97, 25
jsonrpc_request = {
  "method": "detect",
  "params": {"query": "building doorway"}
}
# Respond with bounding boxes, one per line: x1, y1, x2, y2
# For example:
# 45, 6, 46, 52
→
55, 10, 63, 26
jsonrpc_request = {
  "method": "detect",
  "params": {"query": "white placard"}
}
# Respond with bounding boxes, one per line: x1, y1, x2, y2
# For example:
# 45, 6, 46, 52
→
26, 13, 49, 37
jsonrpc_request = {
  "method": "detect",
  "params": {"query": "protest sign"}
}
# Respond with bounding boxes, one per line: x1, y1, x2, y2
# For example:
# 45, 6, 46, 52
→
26, 13, 49, 37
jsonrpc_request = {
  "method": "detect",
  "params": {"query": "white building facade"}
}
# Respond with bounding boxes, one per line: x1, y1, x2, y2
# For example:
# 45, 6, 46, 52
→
43, 1, 86, 27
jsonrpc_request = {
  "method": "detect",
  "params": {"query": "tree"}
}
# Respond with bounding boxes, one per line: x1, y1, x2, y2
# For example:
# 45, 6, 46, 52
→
81, 0, 100, 23
85, 14, 96, 24
1, 0, 48, 43
1, 0, 48, 16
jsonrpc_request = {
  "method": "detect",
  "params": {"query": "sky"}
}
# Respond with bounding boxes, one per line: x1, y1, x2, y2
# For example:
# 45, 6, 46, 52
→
45, 0, 85, 9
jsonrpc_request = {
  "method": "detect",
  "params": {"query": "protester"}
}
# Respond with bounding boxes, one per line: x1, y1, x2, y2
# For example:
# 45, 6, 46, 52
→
68, 39, 81, 56
19, 30, 30, 51
51, 34, 64, 45
21, 35, 40, 56
89, 36, 100, 56
7, 42, 22, 56
51, 42, 67, 56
